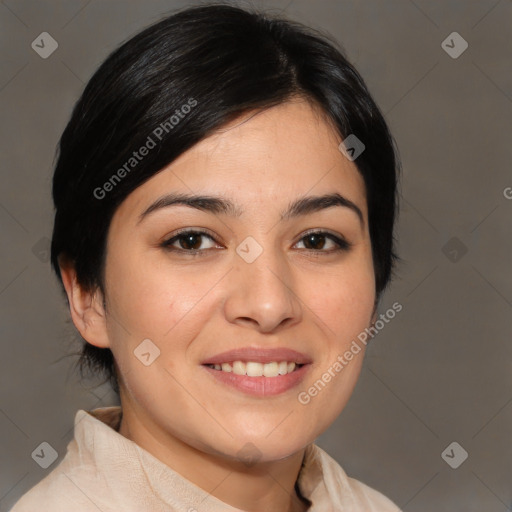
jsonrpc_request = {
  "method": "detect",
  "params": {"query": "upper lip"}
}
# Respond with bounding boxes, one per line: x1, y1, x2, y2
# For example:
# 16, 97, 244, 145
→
201, 347, 313, 365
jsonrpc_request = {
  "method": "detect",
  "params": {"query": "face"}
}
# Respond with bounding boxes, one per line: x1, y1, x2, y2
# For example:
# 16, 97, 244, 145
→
100, 99, 376, 463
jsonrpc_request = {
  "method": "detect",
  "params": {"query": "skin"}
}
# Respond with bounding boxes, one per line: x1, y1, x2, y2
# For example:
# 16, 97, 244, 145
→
60, 98, 377, 512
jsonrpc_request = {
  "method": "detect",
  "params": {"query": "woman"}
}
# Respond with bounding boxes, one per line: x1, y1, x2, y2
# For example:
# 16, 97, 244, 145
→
11, 3, 401, 511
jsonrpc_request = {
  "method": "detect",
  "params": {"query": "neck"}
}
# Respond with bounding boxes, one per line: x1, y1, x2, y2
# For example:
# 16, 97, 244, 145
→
118, 404, 310, 512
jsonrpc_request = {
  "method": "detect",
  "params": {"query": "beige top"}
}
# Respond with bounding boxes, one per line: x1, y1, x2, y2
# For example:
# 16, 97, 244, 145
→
10, 406, 401, 512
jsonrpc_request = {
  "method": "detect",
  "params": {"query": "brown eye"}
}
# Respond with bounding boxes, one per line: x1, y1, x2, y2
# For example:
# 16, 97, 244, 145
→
162, 230, 218, 253
178, 233, 203, 250
295, 231, 351, 252
302, 233, 327, 250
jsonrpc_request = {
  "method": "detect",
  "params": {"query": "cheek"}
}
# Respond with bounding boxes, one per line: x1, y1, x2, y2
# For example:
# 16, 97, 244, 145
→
305, 263, 375, 342
297, 268, 374, 434
299, 252, 374, 419
106, 249, 207, 334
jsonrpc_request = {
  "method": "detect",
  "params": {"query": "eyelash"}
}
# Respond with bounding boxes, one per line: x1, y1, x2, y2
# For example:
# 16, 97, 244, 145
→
160, 228, 352, 256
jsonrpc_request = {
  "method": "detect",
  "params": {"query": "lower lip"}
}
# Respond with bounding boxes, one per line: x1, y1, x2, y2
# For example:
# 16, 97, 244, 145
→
201, 364, 311, 397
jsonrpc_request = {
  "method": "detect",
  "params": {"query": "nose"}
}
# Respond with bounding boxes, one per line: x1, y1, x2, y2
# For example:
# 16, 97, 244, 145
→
223, 245, 302, 333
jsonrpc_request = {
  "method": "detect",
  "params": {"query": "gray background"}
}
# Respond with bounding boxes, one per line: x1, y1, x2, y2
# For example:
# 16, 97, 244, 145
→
1, 0, 511, 510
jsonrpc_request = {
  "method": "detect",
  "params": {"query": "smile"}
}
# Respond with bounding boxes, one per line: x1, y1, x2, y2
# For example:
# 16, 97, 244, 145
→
202, 362, 311, 397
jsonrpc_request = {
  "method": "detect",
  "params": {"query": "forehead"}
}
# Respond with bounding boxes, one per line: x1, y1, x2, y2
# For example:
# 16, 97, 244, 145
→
115, 99, 367, 222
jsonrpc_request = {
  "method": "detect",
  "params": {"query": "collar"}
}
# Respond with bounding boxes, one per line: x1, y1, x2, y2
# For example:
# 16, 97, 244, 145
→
78, 406, 331, 510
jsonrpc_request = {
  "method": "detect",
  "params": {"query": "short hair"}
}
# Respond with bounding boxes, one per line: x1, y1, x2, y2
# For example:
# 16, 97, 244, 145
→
50, 2, 400, 393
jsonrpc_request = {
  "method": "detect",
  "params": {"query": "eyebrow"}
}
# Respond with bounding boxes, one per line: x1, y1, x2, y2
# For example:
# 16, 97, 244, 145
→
137, 192, 364, 227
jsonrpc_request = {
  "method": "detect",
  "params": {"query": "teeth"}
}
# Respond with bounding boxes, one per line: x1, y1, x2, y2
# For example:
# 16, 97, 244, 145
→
263, 362, 279, 377
232, 361, 245, 375
208, 361, 299, 377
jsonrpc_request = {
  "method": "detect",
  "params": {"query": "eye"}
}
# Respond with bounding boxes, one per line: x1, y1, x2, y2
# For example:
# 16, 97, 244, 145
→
161, 228, 351, 256
295, 230, 351, 252
161, 229, 220, 254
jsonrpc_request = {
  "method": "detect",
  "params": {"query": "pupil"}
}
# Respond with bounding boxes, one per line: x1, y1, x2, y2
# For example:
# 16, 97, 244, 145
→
181, 234, 201, 250
305, 234, 325, 249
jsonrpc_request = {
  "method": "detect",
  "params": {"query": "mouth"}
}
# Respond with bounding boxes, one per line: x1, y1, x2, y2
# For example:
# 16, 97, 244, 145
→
200, 347, 312, 396
201, 361, 311, 397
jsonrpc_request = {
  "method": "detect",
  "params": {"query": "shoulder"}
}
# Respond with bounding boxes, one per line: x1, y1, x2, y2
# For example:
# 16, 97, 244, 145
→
345, 476, 402, 511
9, 470, 101, 512
10, 410, 112, 512
309, 444, 401, 511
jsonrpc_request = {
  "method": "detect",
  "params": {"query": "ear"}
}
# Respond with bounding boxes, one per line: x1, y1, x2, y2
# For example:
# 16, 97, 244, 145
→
59, 257, 110, 349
